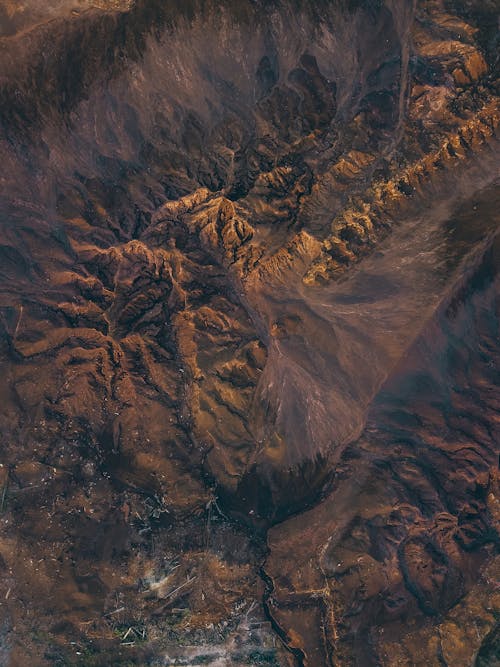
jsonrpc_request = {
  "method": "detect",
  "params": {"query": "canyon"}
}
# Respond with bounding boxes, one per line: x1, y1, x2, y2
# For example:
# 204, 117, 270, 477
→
0, 0, 498, 665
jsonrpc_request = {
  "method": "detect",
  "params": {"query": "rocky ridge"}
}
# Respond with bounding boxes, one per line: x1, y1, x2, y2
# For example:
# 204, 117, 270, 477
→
0, 0, 498, 664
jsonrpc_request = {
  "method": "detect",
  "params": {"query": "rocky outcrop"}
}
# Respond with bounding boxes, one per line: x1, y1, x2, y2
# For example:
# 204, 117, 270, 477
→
0, 0, 498, 664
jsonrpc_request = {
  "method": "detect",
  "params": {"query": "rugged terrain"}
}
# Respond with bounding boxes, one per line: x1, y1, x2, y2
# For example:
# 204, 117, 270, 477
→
0, 0, 499, 665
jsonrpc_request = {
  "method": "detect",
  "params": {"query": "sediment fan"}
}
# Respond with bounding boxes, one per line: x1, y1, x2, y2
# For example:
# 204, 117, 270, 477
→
0, 0, 498, 665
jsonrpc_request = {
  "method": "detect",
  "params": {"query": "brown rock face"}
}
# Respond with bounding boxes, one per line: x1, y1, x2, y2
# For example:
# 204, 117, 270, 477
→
0, 0, 499, 664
